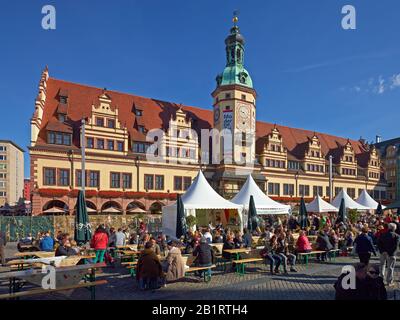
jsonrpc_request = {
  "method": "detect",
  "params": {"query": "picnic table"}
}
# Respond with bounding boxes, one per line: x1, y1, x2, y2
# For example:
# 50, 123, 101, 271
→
14, 251, 55, 259
223, 248, 251, 261
0, 262, 106, 300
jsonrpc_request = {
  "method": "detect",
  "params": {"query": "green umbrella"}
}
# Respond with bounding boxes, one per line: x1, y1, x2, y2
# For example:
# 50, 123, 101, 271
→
376, 202, 383, 215
336, 198, 346, 224
299, 197, 308, 229
74, 190, 92, 245
247, 195, 258, 232
176, 194, 187, 239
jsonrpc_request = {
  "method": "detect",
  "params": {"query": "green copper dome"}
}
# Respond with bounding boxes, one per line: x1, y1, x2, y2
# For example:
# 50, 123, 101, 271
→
216, 23, 253, 89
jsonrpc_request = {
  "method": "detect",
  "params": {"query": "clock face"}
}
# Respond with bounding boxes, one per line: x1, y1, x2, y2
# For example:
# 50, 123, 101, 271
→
238, 105, 250, 120
214, 108, 220, 122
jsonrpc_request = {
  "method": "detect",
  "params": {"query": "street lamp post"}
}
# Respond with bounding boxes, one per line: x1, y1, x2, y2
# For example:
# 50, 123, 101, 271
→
329, 155, 333, 202
295, 172, 299, 198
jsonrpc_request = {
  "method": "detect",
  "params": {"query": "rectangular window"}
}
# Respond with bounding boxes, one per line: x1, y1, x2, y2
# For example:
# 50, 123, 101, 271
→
326, 187, 331, 198
283, 184, 294, 196
97, 139, 105, 149
110, 172, 121, 188
117, 141, 124, 152
122, 173, 132, 189
107, 140, 114, 151
335, 187, 342, 196
0, 173, 6, 179
0, 192, 6, 197
155, 175, 164, 190
56, 133, 63, 145
58, 169, 70, 186
0, 155, 6, 161
89, 171, 100, 188
48, 132, 56, 144
0, 164, 7, 170
313, 186, 323, 197
138, 126, 145, 133
184, 177, 192, 190
347, 188, 356, 199
133, 143, 147, 153
0, 181, 6, 188
107, 119, 115, 128
63, 134, 71, 145
268, 183, 280, 196
0, 146, 6, 151
144, 174, 154, 190
299, 185, 310, 197
76, 170, 88, 187
96, 117, 104, 127
87, 137, 94, 148
174, 176, 183, 191
44, 168, 56, 186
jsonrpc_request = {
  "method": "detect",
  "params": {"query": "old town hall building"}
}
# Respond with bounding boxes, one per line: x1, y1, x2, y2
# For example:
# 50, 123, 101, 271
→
29, 20, 386, 215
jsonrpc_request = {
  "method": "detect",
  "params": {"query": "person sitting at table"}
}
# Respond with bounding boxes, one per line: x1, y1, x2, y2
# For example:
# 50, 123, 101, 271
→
55, 236, 77, 257
203, 228, 213, 244
296, 230, 312, 254
90, 225, 109, 263
242, 228, 253, 248
222, 234, 235, 260
213, 230, 224, 244
275, 232, 297, 273
136, 242, 164, 290
260, 236, 282, 274
233, 232, 244, 248
193, 237, 214, 277
40, 231, 54, 252
308, 226, 317, 236
162, 240, 186, 282
329, 229, 339, 250
315, 230, 333, 262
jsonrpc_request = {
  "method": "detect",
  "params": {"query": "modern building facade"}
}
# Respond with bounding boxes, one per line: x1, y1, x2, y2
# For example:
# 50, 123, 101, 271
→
0, 140, 25, 206
376, 137, 400, 201
29, 19, 387, 216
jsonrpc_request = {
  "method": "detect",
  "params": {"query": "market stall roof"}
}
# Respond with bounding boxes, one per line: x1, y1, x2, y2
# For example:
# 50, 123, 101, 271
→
42, 207, 67, 214
167, 170, 242, 210
356, 190, 386, 210
231, 175, 290, 214
332, 189, 369, 210
306, 195, 338, 213
101, 207, 122, 214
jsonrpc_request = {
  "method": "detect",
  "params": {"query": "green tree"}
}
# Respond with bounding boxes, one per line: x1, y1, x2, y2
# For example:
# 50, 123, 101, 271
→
185, 215, 197, 229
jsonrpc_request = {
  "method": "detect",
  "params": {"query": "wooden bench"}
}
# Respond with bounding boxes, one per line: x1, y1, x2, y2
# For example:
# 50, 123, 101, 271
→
297, 251, 326, 265
0, 279, 107, 300
232, 258, 263, 276
185, 264, 216, 283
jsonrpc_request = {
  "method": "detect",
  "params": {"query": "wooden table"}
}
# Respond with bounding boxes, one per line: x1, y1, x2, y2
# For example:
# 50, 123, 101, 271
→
223, 248, 251, 260
14, 251, 55, 259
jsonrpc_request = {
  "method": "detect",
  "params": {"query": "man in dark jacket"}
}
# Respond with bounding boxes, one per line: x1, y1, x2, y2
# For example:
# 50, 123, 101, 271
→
334, 263, 387, 300
316, 231, 333, 262
193, 237, 214, 266
55, 237, 77, 257
378, 223, 400, 286
354, 227, 377, 264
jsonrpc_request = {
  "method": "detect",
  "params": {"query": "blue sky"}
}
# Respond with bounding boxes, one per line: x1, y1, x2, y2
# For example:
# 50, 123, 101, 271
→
0, 0, 400, 177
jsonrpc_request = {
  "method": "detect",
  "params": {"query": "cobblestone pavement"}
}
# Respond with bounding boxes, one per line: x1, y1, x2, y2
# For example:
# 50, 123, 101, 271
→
7, 254, 398, 300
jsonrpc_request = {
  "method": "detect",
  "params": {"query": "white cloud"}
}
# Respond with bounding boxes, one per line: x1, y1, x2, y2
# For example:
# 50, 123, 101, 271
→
390, 73, 400, 89
348, 73, 400, 95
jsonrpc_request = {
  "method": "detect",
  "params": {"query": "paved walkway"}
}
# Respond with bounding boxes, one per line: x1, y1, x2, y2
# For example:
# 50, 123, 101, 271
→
1, 244, 399, 300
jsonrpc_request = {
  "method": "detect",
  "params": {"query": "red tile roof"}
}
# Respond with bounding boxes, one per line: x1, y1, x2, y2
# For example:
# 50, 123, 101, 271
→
37, 77, 369, 164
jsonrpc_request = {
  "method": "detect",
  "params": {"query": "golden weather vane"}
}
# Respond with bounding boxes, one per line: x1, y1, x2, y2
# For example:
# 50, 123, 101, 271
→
233, 10, 239, 26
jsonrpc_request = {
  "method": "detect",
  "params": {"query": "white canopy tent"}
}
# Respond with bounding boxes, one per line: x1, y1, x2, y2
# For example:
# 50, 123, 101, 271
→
356, 190, 386, 210
306, 195, 339, 213
332, 189, 369, 211
231, 174, 291, 215
162, 170, 243, 238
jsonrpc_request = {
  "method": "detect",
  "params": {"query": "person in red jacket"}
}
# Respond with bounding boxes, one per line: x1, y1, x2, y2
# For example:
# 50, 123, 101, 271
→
296, 230, 312, 253
91, 225, 109, 263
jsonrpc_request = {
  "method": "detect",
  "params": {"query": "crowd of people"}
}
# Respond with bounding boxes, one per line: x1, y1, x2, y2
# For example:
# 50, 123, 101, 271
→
3, 210, 399, 299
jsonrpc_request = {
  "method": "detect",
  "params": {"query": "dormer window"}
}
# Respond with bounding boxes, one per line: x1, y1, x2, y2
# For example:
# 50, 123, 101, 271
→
58, 114, 66, 123
138, 126, 146, 134
107, 119, 115, 128
60, 96, 68, 104
135, 109, 143, 117
48, 131, 71, 146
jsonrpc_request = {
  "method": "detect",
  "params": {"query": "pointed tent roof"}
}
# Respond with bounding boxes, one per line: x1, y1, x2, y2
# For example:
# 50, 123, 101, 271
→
306, 195, 339, 213
332, 189, 369, 210
102, 207, 122, 214
356, 190, 386, 210
167, 170, 242, 210
231, 175, 290, 214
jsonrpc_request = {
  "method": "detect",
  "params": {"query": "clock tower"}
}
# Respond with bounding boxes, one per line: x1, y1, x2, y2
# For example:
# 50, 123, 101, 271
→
212, 14, 257, 165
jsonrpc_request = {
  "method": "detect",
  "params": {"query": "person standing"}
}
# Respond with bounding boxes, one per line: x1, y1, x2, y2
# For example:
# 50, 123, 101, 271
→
354, 227, 377, 265
0, 231, 6, 265
90, 226, 109, 263
115, 228, 126, 247
377, 223, 400, 286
